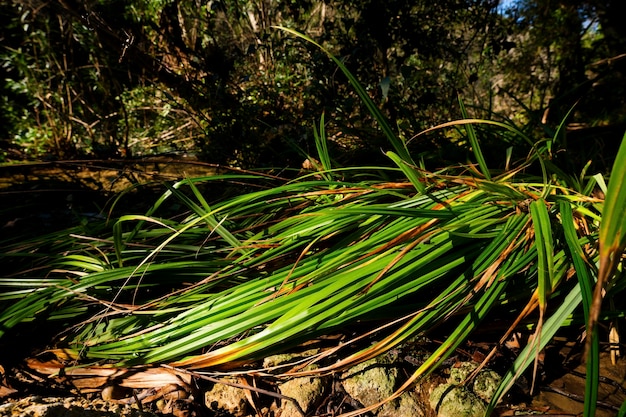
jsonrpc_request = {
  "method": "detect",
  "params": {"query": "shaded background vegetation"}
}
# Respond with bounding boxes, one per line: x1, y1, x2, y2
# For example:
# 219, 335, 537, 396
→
1, 0, 625, 171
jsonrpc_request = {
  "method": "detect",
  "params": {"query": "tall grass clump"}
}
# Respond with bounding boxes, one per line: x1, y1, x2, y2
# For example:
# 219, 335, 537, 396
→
1, 29, 625, 416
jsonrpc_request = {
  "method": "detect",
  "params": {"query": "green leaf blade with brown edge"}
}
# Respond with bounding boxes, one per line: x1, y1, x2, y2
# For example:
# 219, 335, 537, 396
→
560, 201, 598, 417
592, 130, 626, 355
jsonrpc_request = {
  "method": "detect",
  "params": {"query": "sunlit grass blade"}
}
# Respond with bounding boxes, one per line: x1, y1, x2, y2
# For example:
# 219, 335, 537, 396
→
549, 102, 578, 159
385, 151, 426, 193
530, 199, 555, 314
560, 201, 598, 417
488, 283, 582, 413
593, 131, 626, 350
312, 112, 333, 178
528, 198, 554, 388
113, 214, 178, 267
458, 97, 490, 180
410, 118, 534, 149
163, 181, 245, 252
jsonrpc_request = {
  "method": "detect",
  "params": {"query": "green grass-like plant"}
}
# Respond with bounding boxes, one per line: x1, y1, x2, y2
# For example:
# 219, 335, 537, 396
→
1, 29, 625, 417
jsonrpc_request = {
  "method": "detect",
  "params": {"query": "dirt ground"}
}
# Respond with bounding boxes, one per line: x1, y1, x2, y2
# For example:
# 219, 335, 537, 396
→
2, 343, 625, 417
0, 158, 234, 242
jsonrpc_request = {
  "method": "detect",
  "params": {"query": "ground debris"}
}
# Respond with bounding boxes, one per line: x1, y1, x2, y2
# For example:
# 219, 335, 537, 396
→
0, 395, 160, 417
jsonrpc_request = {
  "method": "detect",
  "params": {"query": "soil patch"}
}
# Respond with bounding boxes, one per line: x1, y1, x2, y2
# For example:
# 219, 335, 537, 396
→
0, 158, 225, 241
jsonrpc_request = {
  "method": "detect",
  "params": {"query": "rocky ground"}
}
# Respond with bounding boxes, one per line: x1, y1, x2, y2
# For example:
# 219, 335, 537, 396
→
0, 353, 488, 417
3, 336, 626, 417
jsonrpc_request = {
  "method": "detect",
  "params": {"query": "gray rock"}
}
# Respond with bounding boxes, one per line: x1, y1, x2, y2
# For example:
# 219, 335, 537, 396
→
278, 372, 325, 417
341, 357, 397, 406
204, 378, 249, 417
341, 356, 426, 417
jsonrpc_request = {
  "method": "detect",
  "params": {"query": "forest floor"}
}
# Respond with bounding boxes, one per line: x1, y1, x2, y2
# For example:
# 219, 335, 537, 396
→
1, 342, 625, 417
0, 157, 221, 240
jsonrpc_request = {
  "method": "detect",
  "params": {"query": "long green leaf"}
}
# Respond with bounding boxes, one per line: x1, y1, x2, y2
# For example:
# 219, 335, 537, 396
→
584, 129, 626, 413
276, 26, 413, 165
488, 283, 582, 413
313, 112, 333, 177
386, 151, 426, 193
530, 199, 554, 312
163, 181, 244, 251
596, 130, 626, 313
560, 201, 598, 417
458, 97, 490, 180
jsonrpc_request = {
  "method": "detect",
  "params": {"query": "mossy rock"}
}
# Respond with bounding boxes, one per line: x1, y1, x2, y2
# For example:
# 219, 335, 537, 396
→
471, 369, 501, 403
341, 355, 427, 417
341, 357, 398, 406
278, 371, 325, 417
429, 362, 502, 417
429, 383, 486, 417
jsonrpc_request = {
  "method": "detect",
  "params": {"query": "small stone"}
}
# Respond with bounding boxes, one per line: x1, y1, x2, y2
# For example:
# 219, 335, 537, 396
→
263, 349, 320, 369
430, 383, 486, 417
448, 362, 477, 384
471, 369, 501, 403
204, 378, 249, 417
101, 385, 131, 401
341, 357, 397, 406
155, 399, 166, 411
263, 354, 296, 369
278, 373, 325, 417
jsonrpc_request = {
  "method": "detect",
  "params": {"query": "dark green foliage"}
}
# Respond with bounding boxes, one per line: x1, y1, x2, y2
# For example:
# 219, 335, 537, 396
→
0, 1, 624, 171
